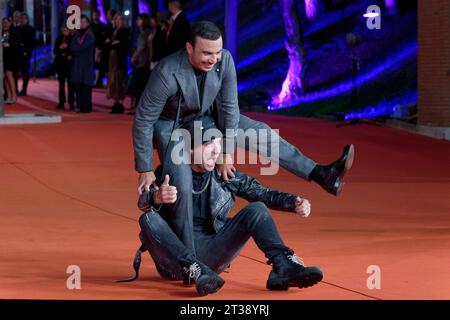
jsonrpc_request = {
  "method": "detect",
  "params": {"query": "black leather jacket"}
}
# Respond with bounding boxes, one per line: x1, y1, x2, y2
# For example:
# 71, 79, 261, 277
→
138, 166, 301, 233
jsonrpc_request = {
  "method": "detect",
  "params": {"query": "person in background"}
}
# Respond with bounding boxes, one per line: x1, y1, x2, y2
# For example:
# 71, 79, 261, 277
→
150, 11, 167, 69
11, 10, 22, 94
53, 24, 75, 110
16, 13, 35, 96
106, 13, 130, 114
98, 9, 117, 89
12, 11, 21, 28
164, 0, 190, 57
2, 17, 19, 104
130, 13, 153, 113
91, 9, 108, 89
70, 15, 95, 113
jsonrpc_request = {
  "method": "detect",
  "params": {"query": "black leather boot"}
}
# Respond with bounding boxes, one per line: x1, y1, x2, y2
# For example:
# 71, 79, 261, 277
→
309, 144, 355, 196
182, 260, 225, 296
266, 249, 323, 291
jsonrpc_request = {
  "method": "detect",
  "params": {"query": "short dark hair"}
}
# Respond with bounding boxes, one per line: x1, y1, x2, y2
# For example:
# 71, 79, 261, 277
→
189, 21, 222, 46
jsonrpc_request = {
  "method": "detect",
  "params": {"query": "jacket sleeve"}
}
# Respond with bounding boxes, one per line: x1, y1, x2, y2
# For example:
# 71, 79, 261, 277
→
230, 171, 300, 212
132, 62, 171, 172
219, 50, 239, 154
137, 166, 164, 211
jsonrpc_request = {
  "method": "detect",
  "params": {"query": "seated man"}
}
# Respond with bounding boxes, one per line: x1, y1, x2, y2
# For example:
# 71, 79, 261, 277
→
130, 116, 323, 296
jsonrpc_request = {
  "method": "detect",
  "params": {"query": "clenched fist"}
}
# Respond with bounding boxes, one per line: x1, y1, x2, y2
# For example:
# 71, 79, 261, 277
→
295, 197, 311, 218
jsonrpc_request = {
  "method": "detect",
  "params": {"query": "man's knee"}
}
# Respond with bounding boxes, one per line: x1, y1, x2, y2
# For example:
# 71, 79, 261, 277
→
139, 211, 166, 233
245, 201, 270, 219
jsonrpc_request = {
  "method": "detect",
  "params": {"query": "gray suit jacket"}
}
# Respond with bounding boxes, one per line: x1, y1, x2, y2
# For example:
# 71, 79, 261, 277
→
133, 48, 239, 172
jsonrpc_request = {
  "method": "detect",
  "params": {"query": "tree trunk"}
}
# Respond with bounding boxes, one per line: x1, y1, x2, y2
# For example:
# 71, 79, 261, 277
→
273, 0, 305, 106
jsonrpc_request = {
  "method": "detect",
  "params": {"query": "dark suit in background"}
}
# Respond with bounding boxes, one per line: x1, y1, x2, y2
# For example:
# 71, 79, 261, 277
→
164, 11, 190, 57
15, 23, 36, 95
53, 33, 75, 109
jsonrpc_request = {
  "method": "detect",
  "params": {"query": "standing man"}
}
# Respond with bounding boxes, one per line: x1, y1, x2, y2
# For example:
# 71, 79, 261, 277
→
164, 0, 191, 57
91, 9, 107, 89
17, 13, 35, 96
11, 11, 22, 95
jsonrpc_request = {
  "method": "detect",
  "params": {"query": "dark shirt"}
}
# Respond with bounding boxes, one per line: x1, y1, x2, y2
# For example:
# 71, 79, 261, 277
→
17, 24, 35, 57
194, 68, 206, 104
91, 21, 107, 49
192, 170, 215, 234
194, 68, 215, 116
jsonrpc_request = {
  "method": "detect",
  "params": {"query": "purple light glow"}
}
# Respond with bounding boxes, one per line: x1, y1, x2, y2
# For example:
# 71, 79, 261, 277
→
273, 41, 303, 105
237, 40, 284, 70
305, 0, 317, 20
265, 42, 417, 110
237, 2, 371, 72
97, 1, 107, 24
138, 0, 150, 14
274, 0, 304, 106
344, 89, 417, 120
385, 0, 396, 10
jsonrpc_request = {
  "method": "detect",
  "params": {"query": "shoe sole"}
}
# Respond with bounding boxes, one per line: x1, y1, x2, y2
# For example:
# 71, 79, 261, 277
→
197, 276, 225, 297
334, 144, 355, 196
267, 268, 323, 291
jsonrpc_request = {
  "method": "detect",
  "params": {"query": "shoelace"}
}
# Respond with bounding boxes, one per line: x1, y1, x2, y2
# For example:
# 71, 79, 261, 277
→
186, 262, 202, 284
287, 254, 304, 266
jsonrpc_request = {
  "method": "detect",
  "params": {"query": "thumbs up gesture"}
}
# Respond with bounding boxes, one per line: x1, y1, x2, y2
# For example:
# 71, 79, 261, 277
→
153, 174, 178, 204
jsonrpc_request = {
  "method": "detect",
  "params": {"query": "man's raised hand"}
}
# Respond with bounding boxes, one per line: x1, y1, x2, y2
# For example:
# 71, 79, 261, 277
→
153, 174, 178, 204
217, 153, 236, 181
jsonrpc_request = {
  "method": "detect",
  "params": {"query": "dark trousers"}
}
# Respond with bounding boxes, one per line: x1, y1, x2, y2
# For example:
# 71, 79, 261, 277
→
139, 202, 287, 280
21, 56, 31, 93
57, 68, 75, 107
14, 56, 31, 93
133, 67, 151, 109
75, 83, 92, 112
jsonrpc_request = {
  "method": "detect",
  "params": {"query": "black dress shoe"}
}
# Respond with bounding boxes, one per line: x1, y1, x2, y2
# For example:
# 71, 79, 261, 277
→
110, 103, 124, 114
56, 103, 64, 109
309, 144, 355, 196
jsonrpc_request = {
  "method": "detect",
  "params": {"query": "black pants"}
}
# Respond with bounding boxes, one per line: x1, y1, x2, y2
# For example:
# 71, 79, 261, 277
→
57, 68, 75, 107
139, 202, 288, 280
133, 67, 151, 109
14, 55, 31, 93
74, 83, 92, 112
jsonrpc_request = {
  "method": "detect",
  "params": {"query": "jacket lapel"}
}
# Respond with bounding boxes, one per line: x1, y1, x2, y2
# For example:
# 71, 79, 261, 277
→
173, 50, 200, 110
173, 50, 221, 113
